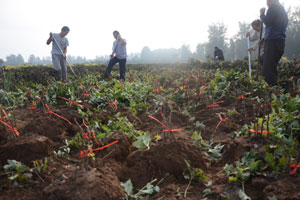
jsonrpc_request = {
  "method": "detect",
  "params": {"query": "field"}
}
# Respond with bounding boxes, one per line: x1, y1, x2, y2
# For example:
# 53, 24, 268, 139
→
0, 60, 300, 200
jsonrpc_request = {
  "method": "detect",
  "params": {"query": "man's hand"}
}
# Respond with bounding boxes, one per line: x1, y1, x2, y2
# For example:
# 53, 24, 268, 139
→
47, 32, 53, 45
259, 39, 264, 47
246, 32, 250, 38
63, 54, 67, 60
248, 48, 254, 54
110, 54, 114, 58
118, 34, 121, 39
260, 8, 266, 15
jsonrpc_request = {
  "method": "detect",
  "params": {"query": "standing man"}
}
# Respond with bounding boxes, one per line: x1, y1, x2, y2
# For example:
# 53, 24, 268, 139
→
47, 26, 70, 82
214, 47, 225, 61
246, 19, 264, 65
260, 0, 288, 86
104, 31, 127, 83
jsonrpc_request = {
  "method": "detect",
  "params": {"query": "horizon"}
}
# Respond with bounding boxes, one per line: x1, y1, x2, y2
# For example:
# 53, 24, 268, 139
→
1, 0, 299, 61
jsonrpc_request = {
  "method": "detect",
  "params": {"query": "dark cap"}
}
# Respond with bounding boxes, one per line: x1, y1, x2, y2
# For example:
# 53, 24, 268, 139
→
61, 26, 70, 32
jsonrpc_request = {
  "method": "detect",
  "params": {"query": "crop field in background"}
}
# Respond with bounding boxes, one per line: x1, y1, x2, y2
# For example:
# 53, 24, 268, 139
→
0, 59, 300, 200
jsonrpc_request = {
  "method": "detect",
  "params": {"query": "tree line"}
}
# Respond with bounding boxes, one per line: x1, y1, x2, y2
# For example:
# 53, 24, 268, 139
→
2, 7, 299, 66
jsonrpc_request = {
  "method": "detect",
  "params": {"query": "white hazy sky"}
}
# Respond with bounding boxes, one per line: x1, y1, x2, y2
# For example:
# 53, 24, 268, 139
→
0, 0, 299, 60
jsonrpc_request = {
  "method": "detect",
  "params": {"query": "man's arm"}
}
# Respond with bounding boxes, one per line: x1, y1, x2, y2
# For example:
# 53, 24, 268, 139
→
249, 31, 259, 42
120, 38, 127, 45
46, 32, 53, 45
260, 5, 276, 26
117, 34, 127, 45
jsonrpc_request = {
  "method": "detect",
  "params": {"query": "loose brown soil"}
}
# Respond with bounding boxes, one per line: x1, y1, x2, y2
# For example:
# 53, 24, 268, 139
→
0, 98, 299, 200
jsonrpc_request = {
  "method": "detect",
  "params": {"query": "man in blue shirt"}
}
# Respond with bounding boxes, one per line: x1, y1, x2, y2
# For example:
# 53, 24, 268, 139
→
260, 0, 288, 86
104, 31, 127, 83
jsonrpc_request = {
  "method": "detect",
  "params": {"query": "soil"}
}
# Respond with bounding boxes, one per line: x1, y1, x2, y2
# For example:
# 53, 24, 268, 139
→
0, 96, 299, 200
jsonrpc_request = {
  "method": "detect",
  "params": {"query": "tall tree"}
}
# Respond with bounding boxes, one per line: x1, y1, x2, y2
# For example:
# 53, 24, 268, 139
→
28, 54, 36, 64
229, 22, 251, 60
179, 45, 192, 61
0, 59, 4, 67
140, 46, 152, 63
5, 54, 17, 65
206, 23, 228, 59
16, 54, 25, 65
195, 43, 206, 60
285, 7, 300, 58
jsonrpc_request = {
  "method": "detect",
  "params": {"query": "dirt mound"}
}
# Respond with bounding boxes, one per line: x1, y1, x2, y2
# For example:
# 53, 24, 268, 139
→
171, 111, 189, 127
43, 168, 124, 200
247, 176, 300, 200
119, 140, 207, 188
22, 116, 75, 142
0, 135, 52, 166
217, 137, 252, 166
100, 131, 132, 162
262, 176, 300, 200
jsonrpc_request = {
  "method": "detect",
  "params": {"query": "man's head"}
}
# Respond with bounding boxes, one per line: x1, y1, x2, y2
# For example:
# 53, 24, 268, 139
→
251, 19, 262, 32
214, 47, 219, 51
113, 30, 120, 39
60, 26, 70, 37
267, 0, 279, 7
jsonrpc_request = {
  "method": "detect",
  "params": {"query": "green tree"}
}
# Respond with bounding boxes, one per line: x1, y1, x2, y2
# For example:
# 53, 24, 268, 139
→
195, 43, 206, 61
229, 22, 251, 60
140, 46, 152, 63
179, 45, 192, 62
206, 23, 228, 59
0, 59, 4, 68
285, 6, 300, 58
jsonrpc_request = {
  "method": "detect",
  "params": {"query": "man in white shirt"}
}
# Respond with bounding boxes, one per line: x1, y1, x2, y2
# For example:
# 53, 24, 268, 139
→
104, 31, 127, 83
46, 26, 70, 82
246, 20, 264, 65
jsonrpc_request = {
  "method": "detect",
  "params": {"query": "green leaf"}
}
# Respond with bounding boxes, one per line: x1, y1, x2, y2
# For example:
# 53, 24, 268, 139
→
121, 179, 133, 196
278, 156, 288, 167
265, 153, 275, 167
229, 176, 238, 182
196, 121, 206, 129
238, 189, 251, 200
224, 164, 235, 176
191, 131, 201, 141
203, 188, 212, 197
133, 132, 151, 150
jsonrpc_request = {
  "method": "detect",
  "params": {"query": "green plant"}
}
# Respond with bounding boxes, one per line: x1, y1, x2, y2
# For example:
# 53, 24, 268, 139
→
202, 188, 212, 197
132, 131, 151, 150
54, 140, 71, 157
224, 151, 264, 192
192, 132, 224, 162
121, 178, 160, 200
183, 160, 208, 198
32, 157, 48, 174
3, 160, 33, 187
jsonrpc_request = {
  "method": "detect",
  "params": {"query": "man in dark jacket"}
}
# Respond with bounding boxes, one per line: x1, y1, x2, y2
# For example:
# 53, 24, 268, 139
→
260, 0, 288, 86
214, 47, 224, 61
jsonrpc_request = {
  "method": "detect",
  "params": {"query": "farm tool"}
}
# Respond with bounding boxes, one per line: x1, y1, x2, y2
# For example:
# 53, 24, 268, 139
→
247, 36, 252, 78
257, 23, 264, 79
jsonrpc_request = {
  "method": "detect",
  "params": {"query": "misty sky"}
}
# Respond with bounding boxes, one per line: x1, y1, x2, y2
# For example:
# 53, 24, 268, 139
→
0, 0, 299, 60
